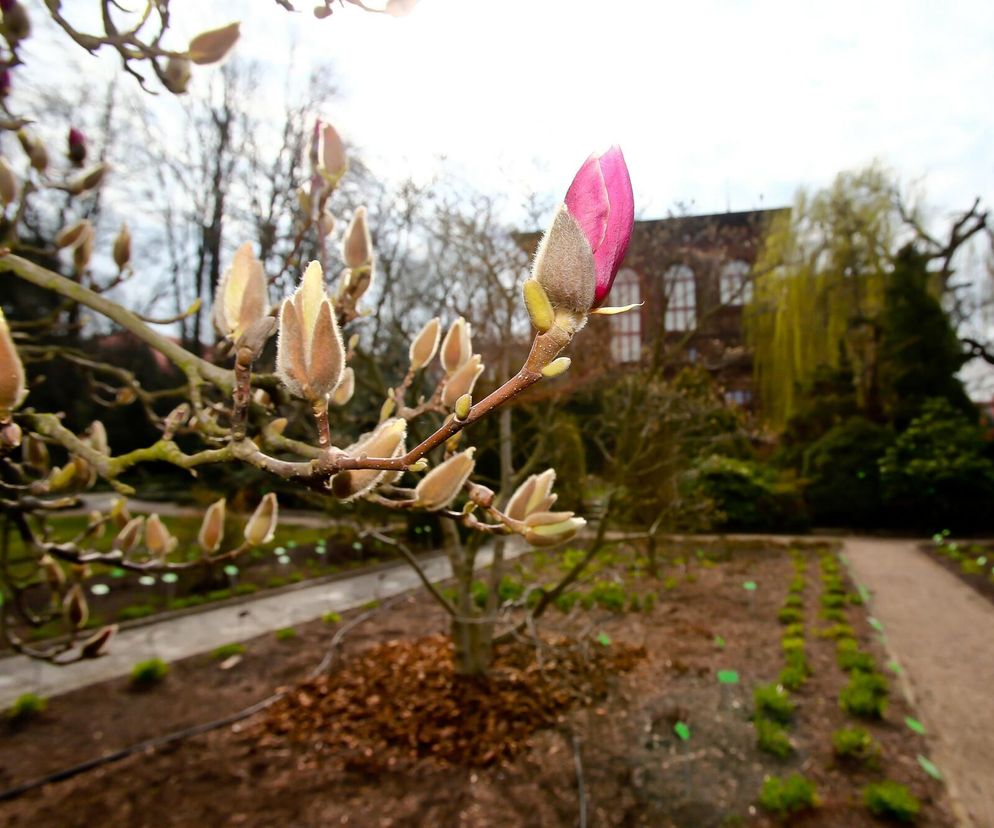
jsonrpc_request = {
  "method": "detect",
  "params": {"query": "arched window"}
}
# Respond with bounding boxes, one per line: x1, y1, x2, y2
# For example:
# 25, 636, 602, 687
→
719, 260, 752, 306
609, 268, 641, 363
664, 264, 696, 332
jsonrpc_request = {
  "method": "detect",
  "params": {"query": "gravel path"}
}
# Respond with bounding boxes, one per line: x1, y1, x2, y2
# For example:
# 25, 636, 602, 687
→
843, 537, 994, 828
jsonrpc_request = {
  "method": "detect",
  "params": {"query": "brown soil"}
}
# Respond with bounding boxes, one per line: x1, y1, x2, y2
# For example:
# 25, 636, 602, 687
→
919, 541, 994, 606
0, 541, 953, 827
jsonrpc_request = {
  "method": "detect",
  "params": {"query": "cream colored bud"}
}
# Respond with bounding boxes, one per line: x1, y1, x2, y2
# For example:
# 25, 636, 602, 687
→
17, 130, 48, 172
197, 498, 226, 554
39, 553, 65, 591
505, 468, 557, 522
72, 229, 94, 271
409, 317, 441, 371
188, 21, 240, 65
145, 513, 178, 558
524, 515, 586, 548
86, 420, 108, 454
87, 510, 105, 540
252, 389, 272, 408
46, 463, 77, 492
414, 448, 475, 511
275, 261, 345, 401
214, 241, 268, 340
316, 123, 347, 182
454, 393, 472, 420
63, 583, 89, 629
0, 156, 18, 206
55, 219, 93, 250
442, 353, 484, 408
163, 403, 190, 438
332, 366, 354, 406
439, 317, 472, 375
109, 496, 131, 529
113, 223, 131, 270
72, 456, 96, 489
80, 624, 117, 658
523, 278, 555, 333
331, 418, 406, 500
541, 357, 571, 378
244, 492, 278, 546
22, 432, 49, 473
318, 209, 336, 236
0, 308, 27, 418
67, 163, 107, 195
342, 206, 372, 268
2, 1, 31, 44
379, 396, 396, 422
113, 516, 144, 553
407, 458, 428, 473
268, 417, 288, 435
162, 56, 192, 94
532, 203, 597, 319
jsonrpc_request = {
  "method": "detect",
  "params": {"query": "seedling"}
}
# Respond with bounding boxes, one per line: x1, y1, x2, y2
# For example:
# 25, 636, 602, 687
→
840, 671, 888, 718
753, 683, 794, 724
863, 781, 920, 822
755, 717, 792, 757
596, 632, 612, 646
777, 607, 803, 625
832, 727, 878, 764
275, 627, 297, 641
212, 642, 246, 660
758, 773, 819, 815
868, 616, 884, 633
7, 692, 46, 723
713, 634, 726, 649
673, 721, 690, 741
717, 669, 740, 685
322, 611, 342, 624
778, 665, 806, 691
130, 657, 168, 688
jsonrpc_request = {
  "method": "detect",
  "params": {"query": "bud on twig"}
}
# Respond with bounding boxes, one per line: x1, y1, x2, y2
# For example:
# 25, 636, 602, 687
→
342, 206, 372, 268
39, 553, 65, 591
67, 128, 86, 166
505, 469, 557, 521
85, 420, 108, 454
331, 418, 406, 500
541, 357, 571, 378
2, 1, 31, 46
80, 624, 117, 658
213, 242, 268, 341
441, 354, 483, 408
113, 516, 144, 553
113, 223, 131, 270
414, 448, 475, 511
0, 156, 18, 206
244, 492, 278, 546
67, 163, 107, 195
17, 129, 48, 172
188, 22, 240, 65
145, 513, 178, 558
197, 498, 226, 554
63, 583, 89, 630
55, 219, 93, 250
332, 366, 355, 406
439, 317, 472, 375
409, 317, 440, 370
0, 307, 27, 418
313, 120, 347, 183
523, 512, 586, 547
22, 432, 49, 473
454, 393, 472, 420
162, 56, 192, 94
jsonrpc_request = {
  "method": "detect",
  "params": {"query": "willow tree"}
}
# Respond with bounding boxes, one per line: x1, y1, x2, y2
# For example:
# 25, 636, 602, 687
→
746, 166, 897, 427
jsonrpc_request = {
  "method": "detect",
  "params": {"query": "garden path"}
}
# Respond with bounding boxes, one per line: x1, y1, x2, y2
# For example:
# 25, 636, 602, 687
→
842, 537, 994, 828
0, 540, 524, 708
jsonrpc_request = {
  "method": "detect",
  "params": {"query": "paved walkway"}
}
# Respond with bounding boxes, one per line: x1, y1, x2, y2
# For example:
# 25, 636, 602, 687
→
0, 541, 524, 708
842, 538, 994, 828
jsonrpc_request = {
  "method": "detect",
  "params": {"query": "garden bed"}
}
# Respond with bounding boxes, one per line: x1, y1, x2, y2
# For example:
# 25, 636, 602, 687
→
0, 540, 953, 826
920, 537, 994, 607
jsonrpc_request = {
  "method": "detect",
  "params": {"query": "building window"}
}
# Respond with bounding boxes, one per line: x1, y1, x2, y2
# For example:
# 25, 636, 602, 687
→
609, 267, 641, 363
719, 260, 752, 306
664, 264, 696, 332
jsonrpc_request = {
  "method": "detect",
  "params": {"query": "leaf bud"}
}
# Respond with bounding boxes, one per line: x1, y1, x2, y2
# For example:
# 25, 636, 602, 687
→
541, 357, 571, 378
454, 393, 472, 421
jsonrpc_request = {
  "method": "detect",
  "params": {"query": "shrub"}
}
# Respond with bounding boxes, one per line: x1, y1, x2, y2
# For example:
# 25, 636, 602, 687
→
863, 781, 921, 822
758, 773, 819, 814
832, 727, 878, 763
130, 658, 169, 688
778, 607, 803, 624
212, 643, 246, 660
755, 717, 792, 757
788, 576, 806, 593
820, 607, 848, 623
847, 591, 864, 605
754, 683, 795, 724
840, 671, 888, 718
8, 692, 46, 722
784, 649, 810, 675
821, 593, 847, 609
662, 576, 679, 591
234, 583, 259, 596
275, 627, 297, 641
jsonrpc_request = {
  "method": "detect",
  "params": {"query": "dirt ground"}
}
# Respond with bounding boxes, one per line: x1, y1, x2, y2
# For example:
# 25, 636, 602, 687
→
0, 540, 953, 827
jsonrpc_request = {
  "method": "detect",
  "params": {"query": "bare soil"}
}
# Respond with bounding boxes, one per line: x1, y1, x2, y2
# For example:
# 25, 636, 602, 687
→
0, 540, 953, 827
919, 540, 994, 607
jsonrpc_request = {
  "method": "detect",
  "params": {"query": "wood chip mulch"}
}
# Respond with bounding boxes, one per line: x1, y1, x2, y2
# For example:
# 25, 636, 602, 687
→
256, 633, 645, 772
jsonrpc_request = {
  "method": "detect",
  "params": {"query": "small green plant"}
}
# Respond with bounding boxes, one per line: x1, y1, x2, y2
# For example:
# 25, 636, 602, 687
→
498, 575, 524, 603
662, 576, 679, 591
362, 599, 381, 610
783, 623, 805, 638
777, 607, 803, 624
118, 603, 157, 621
788, 576, 806, 593
266, 576, 288, 589
837, 639, 876, 672
642, 592, 656, 612
820, 593, 847, 609
322, 611, 342, 624
234, 583, 259, 596
7, 692, 46, 722
863, 781, 921, 822
758, 773, 819, 814
753, 683, 795, 724
130, 658, 169, 688
275, 627, 297, 641
778, 665, 807, 691
818, 623, 855, 640
832, 727, 878, 763
589, 580, 627, 611
820, 607, 848, 623
781, 636, 805, 655
847, 591, 864, 605
212, 643, 246, 660
783, 593, 804, 609
755, 717, 792, 757
470, 579, 489, 609
840, 671, 888, 718
555, 591, 581, 613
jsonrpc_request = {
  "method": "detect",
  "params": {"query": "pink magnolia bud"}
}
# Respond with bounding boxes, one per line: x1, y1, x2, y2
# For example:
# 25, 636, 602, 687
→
80, 624, 117, 658
0, 156, 18, 206
145, 513, 178, 558
0, 307, 27, 418
67, 128, 86, 166
414, 448, 476, 511
409, 317, 440, 370
197, 498, 226, 554
0, 69, 11, 98
312, 120, 347, 183
188, 22, 240, 65
441, 353, 483, 408
342, 206, 372, 268
64, 583, 89, 629
244, 492, 278, 546
439, 317, 472, 375
505, 469, 557, 522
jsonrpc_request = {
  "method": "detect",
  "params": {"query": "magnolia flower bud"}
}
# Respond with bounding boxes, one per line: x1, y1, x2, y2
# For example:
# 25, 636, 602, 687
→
252, 389, 272, 409
0, 307, 27, 418
213, 242, 268, 340
72, 228, 94, 271
0, 156, 18, 206
113, 223, 131, 270
2, 1, 31, 45
113, 516, 144, 553
67, 128, 86, 166
342, 206, 372, 268
67, 163, 107, 195
86, 420, 108, 454
441, 353, 483, 408
524, 514, 586, 548
188, 21, 240, 65
63, 583, 89, 630
163, 403, 190, 438
39, 553, 65, 591
0, 419, 19, 450
46, 463, 77, 492
0, 69, 10, 98
80, 624, 117, 658
414, 448, 475, 511
22, 432, 49, 473
17, 129, 48, 172
87, 510, 106, 539
318, 209, 336, 237
313, 121, 346, 183
409, 318, 440, 370
109, 496, 131, 529
331, 418, 406, 500
531, 203, 596, 324
162, 56, 192, 94
244, 492, 278, 546
440, 317, 472, 375
275, 261, 345, 402
379, 396, 396, 422
505, 469, 557, 522
332, 366, 354, 406
55, 219, 93, 249
145, 513, 178, 558
198, 498, 226, 553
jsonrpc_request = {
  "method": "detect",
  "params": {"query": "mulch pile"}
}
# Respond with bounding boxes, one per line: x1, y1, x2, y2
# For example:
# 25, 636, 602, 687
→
257, 633, 645, 772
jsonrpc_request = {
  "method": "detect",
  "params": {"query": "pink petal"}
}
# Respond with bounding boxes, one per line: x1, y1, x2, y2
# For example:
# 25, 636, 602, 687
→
565, 154, 609, 255
592, 146, 634, 307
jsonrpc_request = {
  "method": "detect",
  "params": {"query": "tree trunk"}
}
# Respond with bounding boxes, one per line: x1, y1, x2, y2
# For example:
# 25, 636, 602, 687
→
442, 520, 493, 676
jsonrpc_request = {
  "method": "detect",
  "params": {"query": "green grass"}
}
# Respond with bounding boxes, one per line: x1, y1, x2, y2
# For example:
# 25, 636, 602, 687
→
212, 642, 246, 660
755, 717, 792, 757
130, 658, 169, 688
758, 773, 819, 815
275, 627, 297, 641
863, 781, 920, 822
753, 683, 795, 724
7, 692, 46, 722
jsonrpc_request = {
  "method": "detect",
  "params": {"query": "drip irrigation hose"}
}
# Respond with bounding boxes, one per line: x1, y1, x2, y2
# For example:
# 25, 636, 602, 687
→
0, 597, 399, 803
